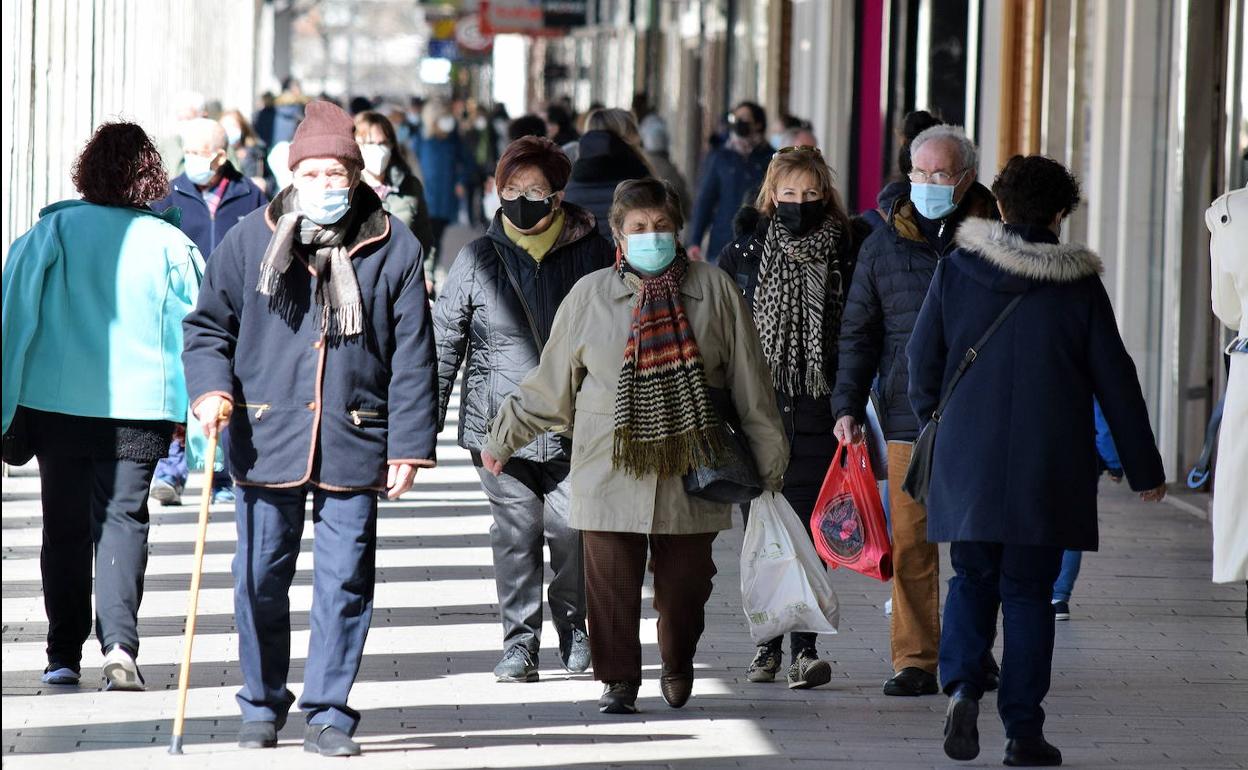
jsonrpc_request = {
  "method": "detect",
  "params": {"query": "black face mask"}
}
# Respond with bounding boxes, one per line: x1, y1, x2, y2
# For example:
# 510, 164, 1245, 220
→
776, 200, 825, 237
501, 195, 554, 230
731, 120, 754, 138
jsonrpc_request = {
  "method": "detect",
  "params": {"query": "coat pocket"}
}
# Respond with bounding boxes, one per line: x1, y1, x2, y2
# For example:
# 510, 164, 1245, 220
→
235, 402, 272, 420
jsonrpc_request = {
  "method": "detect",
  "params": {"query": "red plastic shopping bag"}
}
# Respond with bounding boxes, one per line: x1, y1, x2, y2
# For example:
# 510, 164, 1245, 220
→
811, 442, 893, 581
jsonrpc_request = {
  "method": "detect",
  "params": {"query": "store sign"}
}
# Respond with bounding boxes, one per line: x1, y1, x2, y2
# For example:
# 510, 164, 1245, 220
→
455, 14, 494, 53
479, 0, 587, 34
428, 39, 460, 60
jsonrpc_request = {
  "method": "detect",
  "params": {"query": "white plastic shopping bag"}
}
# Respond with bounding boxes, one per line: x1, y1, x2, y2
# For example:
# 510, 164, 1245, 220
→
740, 491, 840, 644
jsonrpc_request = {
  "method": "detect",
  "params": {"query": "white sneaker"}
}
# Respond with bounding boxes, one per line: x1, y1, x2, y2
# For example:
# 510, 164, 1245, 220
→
102, 645, 145, 691
884, 598, 893, 616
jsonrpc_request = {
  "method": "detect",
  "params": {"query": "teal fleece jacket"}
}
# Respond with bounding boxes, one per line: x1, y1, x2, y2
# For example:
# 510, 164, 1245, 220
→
2, 199, 203, 433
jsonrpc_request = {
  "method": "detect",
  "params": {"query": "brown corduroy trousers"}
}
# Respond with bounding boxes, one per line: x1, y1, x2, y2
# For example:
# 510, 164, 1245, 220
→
887, 441, 942, 673
581, 530, 718, 683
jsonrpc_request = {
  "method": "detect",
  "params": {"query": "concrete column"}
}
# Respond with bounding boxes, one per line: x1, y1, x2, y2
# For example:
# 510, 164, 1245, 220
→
787, 0, 853, 200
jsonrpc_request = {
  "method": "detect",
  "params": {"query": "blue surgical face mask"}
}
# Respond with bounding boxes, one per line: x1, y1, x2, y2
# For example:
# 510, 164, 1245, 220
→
910, 182, 959, 220
299, 186, 352, 225
184, 154, 217, 186
624, 232, 678, 275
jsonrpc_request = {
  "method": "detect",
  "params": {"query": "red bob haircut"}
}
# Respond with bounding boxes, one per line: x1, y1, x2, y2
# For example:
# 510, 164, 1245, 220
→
494, 136, 571, 193
71, 122, 169, 207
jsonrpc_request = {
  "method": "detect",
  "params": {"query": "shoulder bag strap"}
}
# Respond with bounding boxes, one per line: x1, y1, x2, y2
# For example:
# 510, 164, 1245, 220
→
492, 243, 546, 348
931, 294, 1024, 424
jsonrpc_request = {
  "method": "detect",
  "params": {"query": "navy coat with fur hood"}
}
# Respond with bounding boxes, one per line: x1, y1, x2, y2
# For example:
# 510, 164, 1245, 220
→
182, 183, 439, 491
907, 219, 1166, 550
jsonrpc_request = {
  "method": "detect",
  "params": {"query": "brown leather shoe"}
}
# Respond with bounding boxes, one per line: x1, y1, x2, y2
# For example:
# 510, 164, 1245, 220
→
660, 665, 693, 708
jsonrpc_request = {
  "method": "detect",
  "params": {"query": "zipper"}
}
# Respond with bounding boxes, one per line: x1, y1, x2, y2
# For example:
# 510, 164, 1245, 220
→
235, 402, 270, 419
350, 409, 382, 425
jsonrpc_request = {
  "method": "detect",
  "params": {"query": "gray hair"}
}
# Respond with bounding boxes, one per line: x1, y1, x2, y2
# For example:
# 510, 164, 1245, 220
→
910, 124, 978, 172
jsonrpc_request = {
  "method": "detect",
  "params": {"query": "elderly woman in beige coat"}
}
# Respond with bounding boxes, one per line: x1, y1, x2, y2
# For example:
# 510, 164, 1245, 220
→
482, 178, 788, 715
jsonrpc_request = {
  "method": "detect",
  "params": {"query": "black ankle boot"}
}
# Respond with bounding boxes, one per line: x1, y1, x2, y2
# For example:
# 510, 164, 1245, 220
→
942, 684, 980, 761
1004, 735, 1062, 766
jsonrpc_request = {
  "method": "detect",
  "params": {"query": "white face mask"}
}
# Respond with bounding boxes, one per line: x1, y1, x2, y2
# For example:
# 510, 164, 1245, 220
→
437, 116, 456, 134
184, 153, 218, 185
222, 123, 243, 146
298, 186, 352, 225
359, 143, 392, 178
474, 116, 488, 131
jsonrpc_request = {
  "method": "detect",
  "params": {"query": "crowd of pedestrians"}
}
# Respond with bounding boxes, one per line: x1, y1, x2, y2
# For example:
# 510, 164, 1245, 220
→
3, 81, 1242, 767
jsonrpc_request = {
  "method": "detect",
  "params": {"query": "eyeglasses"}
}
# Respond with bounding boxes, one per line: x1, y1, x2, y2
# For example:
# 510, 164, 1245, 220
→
776, 145, 822, 157
500, 186, 554, 202
908, 167, 968, 186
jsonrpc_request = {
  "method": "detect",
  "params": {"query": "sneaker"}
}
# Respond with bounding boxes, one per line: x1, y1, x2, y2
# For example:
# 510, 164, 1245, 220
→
884, 598, 893, 616
494, 644, 539, 683
150, 477, 183, 506
303, 724, 360, 757
598, 681, 640, 714
211, 486, 236, 504
101, 644, 145, 691
786, 650, 832, 690
746, 644, 783, 683
41, 664, 80, 685
1052, 600, 1071, 621
560, 628, 591, 673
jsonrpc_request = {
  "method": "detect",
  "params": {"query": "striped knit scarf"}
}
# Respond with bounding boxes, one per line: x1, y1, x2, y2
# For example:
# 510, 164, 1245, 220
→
754, 216, 842, 396
612, 249, 726, 478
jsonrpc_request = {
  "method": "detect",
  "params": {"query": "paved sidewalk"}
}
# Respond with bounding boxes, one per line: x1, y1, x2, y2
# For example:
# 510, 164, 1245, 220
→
2, 398, 1246, 769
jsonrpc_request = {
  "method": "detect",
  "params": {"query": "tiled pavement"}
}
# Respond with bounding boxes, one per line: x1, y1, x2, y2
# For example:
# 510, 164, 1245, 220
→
3, 394, 1246, 769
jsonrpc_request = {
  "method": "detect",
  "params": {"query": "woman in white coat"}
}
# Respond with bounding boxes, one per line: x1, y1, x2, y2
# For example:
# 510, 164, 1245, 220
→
1205, 186, 1247, 586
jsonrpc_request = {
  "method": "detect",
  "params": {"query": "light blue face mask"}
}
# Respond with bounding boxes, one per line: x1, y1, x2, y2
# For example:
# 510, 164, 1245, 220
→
300, 186, 351, 225
624, 231, 678, 275
910, 181, 960, 220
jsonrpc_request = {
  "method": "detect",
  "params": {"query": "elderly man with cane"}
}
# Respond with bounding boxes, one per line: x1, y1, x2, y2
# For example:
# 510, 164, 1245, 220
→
182, 100, 439, 757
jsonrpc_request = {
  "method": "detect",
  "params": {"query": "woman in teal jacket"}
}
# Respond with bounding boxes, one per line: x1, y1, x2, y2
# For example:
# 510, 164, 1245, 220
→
1, 122, 203, 691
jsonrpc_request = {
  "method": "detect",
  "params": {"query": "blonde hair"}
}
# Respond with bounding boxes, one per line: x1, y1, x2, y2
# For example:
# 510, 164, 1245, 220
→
755, 149, 851, 235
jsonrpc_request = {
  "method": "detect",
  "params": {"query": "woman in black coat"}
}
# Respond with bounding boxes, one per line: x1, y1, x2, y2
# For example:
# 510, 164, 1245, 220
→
906, 155, 1167, 767
717, 147, 863, 689
433, 136, 614, 684
562, 129, 651, 241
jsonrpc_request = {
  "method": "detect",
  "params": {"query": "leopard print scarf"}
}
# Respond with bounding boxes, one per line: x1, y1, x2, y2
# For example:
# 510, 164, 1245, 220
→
753, 216, 843, 397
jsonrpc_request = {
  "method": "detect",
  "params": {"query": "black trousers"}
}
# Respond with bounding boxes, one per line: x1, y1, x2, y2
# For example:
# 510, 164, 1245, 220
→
37, 454, 157, 668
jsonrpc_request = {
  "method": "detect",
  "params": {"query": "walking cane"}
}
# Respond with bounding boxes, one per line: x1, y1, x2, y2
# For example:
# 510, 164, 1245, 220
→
169, 405, 226, 755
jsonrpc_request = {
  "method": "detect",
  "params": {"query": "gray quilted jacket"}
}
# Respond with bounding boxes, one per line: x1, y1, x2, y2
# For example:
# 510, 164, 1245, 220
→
432, 203, 614, 462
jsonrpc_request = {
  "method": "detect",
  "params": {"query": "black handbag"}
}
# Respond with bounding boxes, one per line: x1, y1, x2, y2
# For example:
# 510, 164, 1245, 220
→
683, 388, 764, 504
3, 406, 35, 467
903, 295, 1023, 504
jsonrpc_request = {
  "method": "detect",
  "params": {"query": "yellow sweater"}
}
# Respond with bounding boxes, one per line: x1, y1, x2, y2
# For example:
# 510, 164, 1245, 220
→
502, 209, 565, 263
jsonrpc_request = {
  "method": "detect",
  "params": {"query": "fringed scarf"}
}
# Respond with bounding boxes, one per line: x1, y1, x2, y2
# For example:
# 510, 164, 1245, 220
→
258, 193, 365, 340
611, 249, 726, 478
753, 216, 843, 396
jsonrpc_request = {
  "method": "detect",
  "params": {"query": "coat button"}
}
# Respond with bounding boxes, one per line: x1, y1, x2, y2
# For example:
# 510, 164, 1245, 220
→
307, 402, 316, 411
312, 340, 322, 349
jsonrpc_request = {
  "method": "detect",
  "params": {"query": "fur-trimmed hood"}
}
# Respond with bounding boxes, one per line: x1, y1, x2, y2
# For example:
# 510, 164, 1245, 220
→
955, 217, 1103, 285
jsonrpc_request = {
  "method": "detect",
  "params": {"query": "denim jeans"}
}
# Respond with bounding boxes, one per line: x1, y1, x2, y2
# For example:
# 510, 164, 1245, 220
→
1051, 550, 1083, 602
